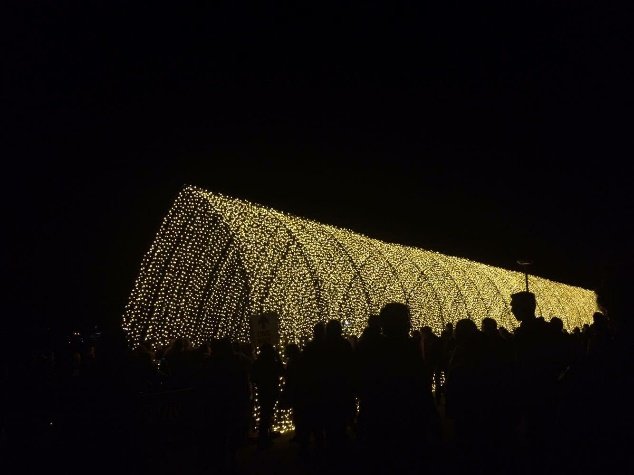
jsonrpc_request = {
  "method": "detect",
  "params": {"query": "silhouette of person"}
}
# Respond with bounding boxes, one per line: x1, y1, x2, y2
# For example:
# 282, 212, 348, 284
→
556, 265, 634, 474
361, 302, 437, 475
163, 337, 197, 389
420, 326, 442, 400
445, 318, 486, 471
251, 343, 283, 448
356, 313, 383, 445
439, 321, 455, 398
297, 322, 328, 452
480, 317, 514, 472
322, 319, 354, 448
280, 343, 302, 442
197, 337, 251, 471
509, 291, 557, 472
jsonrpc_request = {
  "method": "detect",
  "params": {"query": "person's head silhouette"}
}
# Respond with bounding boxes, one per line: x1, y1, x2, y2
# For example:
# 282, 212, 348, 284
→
595, 264, 629, 333
367, 313, 381, 329
455, 318, 478, 344
379, 302, 411, 338
550, 316, 564, 333
326, 319, 343, 339
510, 291, 536, 323
259, 343, 275, 360
313, 321, 326, 341
481, 317, 498, 335
285, 343, 300, 360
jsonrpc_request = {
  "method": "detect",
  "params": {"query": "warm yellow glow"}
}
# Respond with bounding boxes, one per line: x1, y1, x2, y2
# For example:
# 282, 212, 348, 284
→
123, 186, 596, 351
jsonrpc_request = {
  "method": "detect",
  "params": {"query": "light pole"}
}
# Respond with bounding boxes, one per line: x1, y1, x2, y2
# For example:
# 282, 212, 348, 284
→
517, 259, 532, 292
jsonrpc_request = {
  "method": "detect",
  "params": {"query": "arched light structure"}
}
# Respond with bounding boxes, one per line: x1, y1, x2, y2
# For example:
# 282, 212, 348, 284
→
123, 186, 595, 349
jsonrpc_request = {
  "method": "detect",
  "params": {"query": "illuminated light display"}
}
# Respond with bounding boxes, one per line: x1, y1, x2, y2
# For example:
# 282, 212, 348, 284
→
123, 185, 596, 351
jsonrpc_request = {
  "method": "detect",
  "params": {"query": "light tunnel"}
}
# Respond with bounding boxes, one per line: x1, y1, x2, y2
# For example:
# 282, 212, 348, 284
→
123, 186, 596, 349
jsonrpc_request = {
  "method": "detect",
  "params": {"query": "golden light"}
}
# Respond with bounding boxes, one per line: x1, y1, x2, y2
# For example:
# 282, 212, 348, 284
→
123, 185, 596, 350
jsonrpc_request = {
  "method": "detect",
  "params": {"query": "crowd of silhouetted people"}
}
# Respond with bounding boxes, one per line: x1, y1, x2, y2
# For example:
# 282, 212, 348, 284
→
3, 270, 633, 475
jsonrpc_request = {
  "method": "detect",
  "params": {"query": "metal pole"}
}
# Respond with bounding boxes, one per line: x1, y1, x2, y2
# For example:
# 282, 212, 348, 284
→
517, 259, 532, 292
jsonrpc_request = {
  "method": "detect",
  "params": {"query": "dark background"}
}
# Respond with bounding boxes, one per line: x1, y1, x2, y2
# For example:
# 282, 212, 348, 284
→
5, 1, 632, 334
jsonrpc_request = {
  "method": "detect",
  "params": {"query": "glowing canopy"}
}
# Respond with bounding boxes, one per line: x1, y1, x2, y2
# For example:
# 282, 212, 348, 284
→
123, 186, 595, 348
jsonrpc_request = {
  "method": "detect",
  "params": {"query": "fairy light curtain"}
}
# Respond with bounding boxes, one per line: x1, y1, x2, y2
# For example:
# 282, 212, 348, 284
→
123, 186, 596, 349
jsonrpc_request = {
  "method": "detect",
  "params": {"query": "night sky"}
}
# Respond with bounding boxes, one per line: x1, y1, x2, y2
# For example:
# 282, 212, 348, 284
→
6, 2, 633, 334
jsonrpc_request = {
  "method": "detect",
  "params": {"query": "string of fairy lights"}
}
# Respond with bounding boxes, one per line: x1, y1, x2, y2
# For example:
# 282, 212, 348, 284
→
123, 185, 597, 431
124, 184, 597, 347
